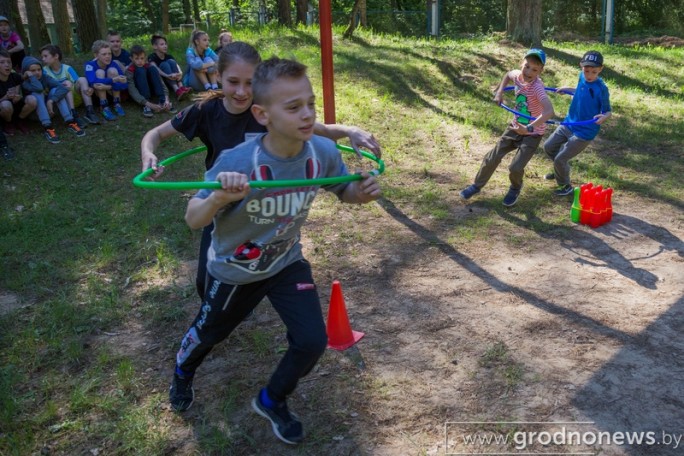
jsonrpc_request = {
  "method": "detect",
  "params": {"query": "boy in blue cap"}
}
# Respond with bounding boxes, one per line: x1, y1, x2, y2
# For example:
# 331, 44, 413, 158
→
460, 48, 555, 207
543, 50, 611, 195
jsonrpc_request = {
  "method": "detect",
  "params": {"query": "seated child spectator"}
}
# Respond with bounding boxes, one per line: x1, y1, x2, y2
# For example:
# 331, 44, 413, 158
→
84, 40, 128, 121
107, 30, 131, 70
459, 48, 554, 207
126, 44, 174, 118
214, 30, 233, 53
149, 34, 191, 101
184, 30, 219, 92
0, 16, 25, 72
40, 44, 95, 128
0, 48, 31, 135
21, 56, 85, 144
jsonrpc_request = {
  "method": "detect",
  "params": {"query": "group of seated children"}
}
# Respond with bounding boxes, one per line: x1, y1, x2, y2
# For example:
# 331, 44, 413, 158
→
0, 26, 229, 152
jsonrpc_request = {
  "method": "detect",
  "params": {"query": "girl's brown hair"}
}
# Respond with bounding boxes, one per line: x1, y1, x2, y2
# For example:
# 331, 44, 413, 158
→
197, 41, 262, 106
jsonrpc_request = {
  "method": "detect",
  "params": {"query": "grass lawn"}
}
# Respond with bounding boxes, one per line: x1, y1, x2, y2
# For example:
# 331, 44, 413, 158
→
1, 26, 682, 455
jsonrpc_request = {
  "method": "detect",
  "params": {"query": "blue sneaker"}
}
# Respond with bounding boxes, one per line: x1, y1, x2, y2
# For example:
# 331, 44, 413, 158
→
503, 186, 522, 207
459, 184, 480, 200
101, 106, 116, 121
252, 388, 303, 444
113, 103, 125, 117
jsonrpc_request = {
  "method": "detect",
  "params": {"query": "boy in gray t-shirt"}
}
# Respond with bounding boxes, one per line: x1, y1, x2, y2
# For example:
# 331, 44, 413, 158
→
169, 57, 381, 445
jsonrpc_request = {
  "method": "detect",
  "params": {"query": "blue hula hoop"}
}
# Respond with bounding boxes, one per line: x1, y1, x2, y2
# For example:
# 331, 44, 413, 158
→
500, 86, 598, 126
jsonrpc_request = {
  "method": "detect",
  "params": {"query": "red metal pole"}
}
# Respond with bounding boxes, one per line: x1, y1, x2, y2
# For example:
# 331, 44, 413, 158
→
318, 0, 336, 123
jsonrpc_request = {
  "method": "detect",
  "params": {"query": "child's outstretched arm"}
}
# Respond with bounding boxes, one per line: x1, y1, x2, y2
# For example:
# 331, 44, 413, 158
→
493, 71, 514, 105
185, 172, 250, 229
313, 123, 381, 158
341, 172, 381, 204
140, 120, 178, 174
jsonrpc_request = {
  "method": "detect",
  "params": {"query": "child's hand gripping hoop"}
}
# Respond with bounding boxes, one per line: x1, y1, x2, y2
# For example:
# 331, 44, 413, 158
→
500, 86, 598, 126
132, 144, 385, 190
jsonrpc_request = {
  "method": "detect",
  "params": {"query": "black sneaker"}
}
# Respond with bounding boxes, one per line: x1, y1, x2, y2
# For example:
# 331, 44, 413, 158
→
84, 110, 101, 125
554, 184, 574, 196
72, 110, 87, 129
544, 172, 555, 180
251, 388, 303, 444
142, 106, 154, 118
502, 186, 521, 207
459, 184, 480, 200
169, 372, 194, 412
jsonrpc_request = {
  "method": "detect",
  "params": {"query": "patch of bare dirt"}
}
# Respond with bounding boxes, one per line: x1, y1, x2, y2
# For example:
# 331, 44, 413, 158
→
82, 185, 683, 456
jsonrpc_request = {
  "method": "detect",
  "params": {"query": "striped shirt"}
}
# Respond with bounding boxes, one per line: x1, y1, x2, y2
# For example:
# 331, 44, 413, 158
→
511, 71, 548, 135
43, 63, 80, 85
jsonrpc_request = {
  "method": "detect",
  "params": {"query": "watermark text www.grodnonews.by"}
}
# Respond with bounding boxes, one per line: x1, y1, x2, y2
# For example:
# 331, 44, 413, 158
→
445, 421, 682, 455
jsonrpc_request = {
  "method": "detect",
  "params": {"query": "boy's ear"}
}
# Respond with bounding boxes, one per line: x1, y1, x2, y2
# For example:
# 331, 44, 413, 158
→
251, 103, 269, 127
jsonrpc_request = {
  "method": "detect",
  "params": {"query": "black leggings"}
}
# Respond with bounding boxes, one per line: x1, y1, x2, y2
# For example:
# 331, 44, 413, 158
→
176, 259, 328, 402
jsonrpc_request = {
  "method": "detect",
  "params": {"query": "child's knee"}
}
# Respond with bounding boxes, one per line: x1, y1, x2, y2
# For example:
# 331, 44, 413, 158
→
106, 68, 120, 78
0, 100, 13, 113
297, 327, 328, 357
24, 95, 38, 108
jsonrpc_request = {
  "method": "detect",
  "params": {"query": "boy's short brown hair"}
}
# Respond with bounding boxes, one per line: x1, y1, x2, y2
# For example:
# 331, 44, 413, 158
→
130, 45, 146, 57
91, 40, 111, 54
252, 57, 308, 105
40, 44, 63, 61
151, 34, 166, 46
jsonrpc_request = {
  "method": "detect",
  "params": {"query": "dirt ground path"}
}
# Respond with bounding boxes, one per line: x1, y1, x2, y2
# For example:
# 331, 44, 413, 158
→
97, 191, 683, 456
333, 195, 683, 455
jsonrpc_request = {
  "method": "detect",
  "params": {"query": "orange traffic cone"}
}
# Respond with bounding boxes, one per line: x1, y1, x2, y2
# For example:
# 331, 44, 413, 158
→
326, 280, 364, 351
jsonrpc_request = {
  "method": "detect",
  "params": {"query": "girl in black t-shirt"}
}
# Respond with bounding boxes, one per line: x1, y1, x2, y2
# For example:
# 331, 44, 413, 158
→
140, 41, 381, 300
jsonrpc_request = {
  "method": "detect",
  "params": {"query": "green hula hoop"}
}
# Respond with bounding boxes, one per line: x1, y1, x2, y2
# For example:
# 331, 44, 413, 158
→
132, 144, 385, 190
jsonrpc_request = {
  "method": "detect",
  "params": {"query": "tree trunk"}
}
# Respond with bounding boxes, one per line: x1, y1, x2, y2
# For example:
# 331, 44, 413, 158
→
24, 0, 50, 52
162, 0, 169, 33
73, 0, 100, 54
359, 0, 366, 26
182, 0, 191, 24
192, 0, 200, 23
343, 0, 362, 38
506, 0, 542, 46
295, 0, 307, 24
51, 0, 72, 52
277, 0, 292, 26
96, 0, 107, 37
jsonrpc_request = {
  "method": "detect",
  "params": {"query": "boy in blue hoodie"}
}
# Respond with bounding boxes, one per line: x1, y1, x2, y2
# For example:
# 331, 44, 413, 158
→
21, 56, 85, 144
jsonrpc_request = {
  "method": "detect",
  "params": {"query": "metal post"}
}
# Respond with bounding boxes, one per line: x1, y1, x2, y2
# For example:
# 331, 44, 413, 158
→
604, 0, 614, 44
319, 0, 335, 123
